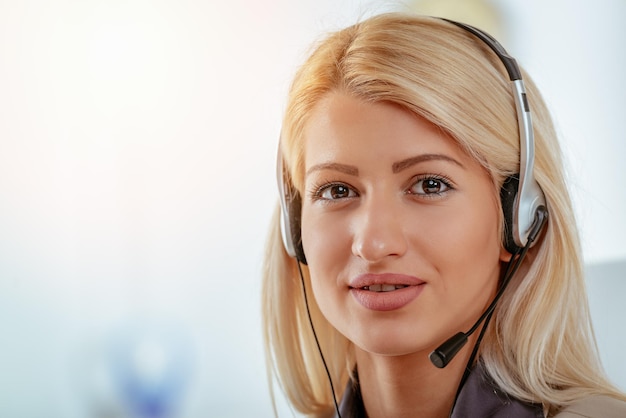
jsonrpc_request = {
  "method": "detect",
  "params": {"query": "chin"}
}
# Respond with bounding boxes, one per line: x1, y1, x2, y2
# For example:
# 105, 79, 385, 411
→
355, 339, 432, 359
348, 323, 437, 358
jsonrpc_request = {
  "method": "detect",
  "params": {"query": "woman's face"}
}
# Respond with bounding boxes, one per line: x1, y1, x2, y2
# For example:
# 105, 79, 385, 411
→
300, 92, 509, 357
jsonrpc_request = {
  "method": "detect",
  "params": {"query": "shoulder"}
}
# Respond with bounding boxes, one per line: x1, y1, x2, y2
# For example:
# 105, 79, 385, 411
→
552, 395, 626, 418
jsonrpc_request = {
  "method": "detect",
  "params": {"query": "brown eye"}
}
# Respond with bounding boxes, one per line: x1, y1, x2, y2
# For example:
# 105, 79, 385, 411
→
408, 176, 452, 196
318, 183, 357, 200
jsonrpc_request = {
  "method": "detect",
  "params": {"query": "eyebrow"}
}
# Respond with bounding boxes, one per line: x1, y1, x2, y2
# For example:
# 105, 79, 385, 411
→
306, 162, 359, 177
306, 153, 465, 177
392, 154, 465, 173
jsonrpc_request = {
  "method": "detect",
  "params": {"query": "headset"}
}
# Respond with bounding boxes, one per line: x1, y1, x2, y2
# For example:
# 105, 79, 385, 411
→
277, 18, 547, 263
275, 17, 550, 415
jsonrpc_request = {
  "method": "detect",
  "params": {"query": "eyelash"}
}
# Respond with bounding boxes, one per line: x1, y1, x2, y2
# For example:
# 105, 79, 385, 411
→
407, 174, 455, 198
309, 180, 359, 202
309, 174, 455, 202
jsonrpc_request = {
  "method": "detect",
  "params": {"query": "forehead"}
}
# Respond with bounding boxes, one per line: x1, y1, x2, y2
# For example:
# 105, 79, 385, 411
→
302, 92, 472, 169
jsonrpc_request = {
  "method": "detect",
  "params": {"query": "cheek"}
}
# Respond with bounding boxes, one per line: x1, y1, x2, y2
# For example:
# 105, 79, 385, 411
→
301, 208, 349, 267
439, 207, 500, 255
301, 210, 352, 316
428, 200, 503, 293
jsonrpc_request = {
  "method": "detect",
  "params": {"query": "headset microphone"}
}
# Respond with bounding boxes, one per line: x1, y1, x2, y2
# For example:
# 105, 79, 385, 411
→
429, 206, 548, 369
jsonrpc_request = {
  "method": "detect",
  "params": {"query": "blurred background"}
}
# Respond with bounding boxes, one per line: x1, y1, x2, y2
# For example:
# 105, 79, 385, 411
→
0, 0, 624, 416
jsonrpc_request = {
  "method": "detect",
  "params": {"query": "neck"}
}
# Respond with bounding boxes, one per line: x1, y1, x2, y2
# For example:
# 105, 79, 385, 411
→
355, 338, 477, 418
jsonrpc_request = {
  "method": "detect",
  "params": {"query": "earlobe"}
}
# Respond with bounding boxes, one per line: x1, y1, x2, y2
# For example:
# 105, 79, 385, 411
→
500, 245, 513, 262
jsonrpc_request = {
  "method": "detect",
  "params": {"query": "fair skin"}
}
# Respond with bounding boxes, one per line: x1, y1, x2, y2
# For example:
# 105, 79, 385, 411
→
300, 91, 510, 417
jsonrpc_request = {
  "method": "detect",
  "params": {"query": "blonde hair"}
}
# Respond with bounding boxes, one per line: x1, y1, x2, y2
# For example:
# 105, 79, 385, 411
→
262, 12, 624, 417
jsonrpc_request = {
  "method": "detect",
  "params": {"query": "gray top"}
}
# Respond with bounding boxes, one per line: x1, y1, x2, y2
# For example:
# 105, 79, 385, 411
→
334, 362, 544, 418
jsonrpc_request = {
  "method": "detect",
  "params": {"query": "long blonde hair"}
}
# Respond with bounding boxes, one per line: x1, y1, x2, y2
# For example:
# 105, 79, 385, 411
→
262, 12, 624, 417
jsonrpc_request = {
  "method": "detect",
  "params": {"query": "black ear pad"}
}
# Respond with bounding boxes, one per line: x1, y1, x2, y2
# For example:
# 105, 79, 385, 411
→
286, 190, 307, 264
277, 146, 308, 265
500, 175, 521, 254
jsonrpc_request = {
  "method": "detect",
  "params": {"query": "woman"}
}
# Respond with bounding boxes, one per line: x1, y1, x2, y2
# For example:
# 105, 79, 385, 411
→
262, 13, 626, 417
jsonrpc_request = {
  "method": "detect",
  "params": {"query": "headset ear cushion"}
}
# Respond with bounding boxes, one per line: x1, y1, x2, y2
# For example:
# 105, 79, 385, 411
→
287, 192, 307, 264
500, 175, 521, 254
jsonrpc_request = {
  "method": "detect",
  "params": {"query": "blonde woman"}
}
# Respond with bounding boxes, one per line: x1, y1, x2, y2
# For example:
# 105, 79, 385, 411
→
262, 13, 626, 418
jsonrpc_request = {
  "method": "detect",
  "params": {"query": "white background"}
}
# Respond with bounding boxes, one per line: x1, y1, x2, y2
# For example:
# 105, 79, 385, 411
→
0, 0, 624, 417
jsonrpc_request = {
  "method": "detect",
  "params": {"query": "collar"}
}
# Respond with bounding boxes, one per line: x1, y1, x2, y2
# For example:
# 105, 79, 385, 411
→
334, 362, 544, 418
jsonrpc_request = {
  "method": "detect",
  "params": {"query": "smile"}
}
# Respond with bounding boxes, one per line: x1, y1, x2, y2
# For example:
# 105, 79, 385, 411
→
362, 284, 409, 292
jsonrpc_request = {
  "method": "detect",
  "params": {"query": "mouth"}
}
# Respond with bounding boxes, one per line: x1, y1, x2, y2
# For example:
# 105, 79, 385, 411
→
348, 273, 425, 311
359, 284, 410, 292
349, 273, 425, 290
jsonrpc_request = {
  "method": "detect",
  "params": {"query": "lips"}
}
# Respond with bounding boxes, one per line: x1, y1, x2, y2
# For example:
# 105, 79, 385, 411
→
349, 273, 425, 311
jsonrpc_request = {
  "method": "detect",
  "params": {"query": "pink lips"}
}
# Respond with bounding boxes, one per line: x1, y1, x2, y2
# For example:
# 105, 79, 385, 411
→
349, 273, 425, 311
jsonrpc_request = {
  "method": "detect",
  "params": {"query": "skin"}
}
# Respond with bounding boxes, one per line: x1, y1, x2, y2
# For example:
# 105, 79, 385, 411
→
300, 91, 510, 417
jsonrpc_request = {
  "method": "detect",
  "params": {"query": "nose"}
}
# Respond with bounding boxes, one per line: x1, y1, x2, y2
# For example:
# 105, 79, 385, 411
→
351, 195, 408, 263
